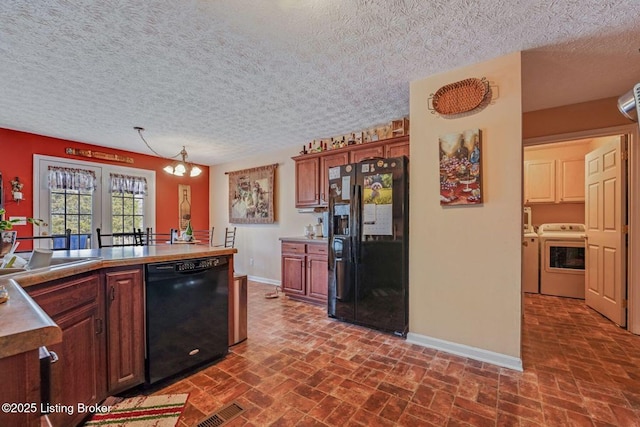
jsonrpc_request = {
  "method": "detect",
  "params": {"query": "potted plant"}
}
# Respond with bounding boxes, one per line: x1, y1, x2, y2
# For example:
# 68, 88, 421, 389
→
0, 208, 42, 256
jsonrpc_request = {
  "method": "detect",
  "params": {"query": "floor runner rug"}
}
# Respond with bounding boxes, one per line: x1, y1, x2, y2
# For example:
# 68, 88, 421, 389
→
84, 393, 188, 426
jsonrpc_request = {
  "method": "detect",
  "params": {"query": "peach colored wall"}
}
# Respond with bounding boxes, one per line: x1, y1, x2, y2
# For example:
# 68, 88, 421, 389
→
408, 52, 523, 360
523, 97, 630, 139
0, 128, 209, 237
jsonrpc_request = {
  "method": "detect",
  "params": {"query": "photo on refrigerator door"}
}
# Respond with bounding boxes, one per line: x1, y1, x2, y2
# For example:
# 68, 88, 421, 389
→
439, 129, 483, 206
363, 173, 393, 236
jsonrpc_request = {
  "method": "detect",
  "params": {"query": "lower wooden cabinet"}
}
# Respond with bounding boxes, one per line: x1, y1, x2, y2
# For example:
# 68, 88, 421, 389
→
26, 266, 144, 426
281, 240, 328, 304
104, 267, 144, 394
0, 349, 40, 427
28, 273, 106, 427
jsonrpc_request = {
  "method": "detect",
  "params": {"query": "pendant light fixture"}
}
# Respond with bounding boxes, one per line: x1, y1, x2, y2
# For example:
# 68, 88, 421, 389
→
135, 127, 202, 177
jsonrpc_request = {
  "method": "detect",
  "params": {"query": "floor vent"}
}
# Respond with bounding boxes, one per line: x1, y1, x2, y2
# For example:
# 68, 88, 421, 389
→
197, 401, 245, 427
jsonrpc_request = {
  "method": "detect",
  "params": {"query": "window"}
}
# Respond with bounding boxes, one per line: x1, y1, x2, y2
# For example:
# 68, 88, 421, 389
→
50, 188, 93, 249
34, 155, 156, 249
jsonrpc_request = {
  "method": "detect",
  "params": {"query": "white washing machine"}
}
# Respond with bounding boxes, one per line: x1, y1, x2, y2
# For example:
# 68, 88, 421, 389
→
538, 223, 586, 299
523, 231, 539, 293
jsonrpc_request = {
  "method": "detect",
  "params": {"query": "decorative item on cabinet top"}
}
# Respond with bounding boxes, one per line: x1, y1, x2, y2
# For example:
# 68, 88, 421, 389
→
428, 77, 498, 118
299, 117, 409, 155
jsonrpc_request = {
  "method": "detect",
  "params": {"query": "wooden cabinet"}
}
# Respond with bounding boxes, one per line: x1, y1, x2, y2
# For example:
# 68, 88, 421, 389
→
524, 158, 584, 204
295, 158, 319, 208
557, 158, 585, 202
351, 145, 384, 163
293, 135, 409, 208
524, 160, 555, 203
28, 273, 106, 427
281, 240, 328, 304
104, 267, 144, 394
385, 139, 410, 158
0, 350, 40, 427
320, 152, 350, 205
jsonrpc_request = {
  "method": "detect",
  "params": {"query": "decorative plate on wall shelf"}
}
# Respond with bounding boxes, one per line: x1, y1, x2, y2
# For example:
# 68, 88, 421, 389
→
429, 77, 490, 116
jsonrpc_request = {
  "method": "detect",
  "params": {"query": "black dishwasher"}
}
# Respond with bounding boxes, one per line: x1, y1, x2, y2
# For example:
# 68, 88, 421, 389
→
145, 256, 228, 385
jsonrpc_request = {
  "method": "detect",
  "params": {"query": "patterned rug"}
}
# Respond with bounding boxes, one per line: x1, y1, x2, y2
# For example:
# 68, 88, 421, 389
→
84, 394, 188, 426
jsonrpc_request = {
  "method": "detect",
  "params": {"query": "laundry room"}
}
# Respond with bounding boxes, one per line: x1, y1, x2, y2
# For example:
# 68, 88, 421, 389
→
523, 133, 628, 324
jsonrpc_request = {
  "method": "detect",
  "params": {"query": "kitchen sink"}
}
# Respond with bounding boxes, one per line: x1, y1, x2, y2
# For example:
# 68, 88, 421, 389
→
47, 256, 101, 266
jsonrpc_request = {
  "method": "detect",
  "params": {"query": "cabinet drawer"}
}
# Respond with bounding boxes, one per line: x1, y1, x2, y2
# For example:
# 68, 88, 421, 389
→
282, 242, 306, 254
28, 274, 100, 318
307, 244, 328, 256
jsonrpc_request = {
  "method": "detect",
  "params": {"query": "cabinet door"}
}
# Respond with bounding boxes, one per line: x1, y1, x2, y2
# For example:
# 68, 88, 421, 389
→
320, 152, 349, 205
557, 158, 585, 202
0, 350, 40, 427
307, 254, 328, 301
29, 274, 106, 427
295, 158, 319, 207
105, 268, 144, 394
281, 254, 306, 295
351, 145, 385, 163
385, 140, 409, 158
524, 160, 555, 203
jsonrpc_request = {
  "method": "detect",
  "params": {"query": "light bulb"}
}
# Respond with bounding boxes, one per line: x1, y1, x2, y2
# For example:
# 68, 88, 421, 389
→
190, 166, 202, 177
174, 163, 186, 175
163, 165, 174, 174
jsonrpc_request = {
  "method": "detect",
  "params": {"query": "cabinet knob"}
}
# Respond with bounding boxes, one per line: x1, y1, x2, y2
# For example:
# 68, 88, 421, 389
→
523, 241, 528, 247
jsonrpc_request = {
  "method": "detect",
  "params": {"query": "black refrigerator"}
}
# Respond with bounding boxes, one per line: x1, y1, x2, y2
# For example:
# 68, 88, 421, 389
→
328, 156, 409, 336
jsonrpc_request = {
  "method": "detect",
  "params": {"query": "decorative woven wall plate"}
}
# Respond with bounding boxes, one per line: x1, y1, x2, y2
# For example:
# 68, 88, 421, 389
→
430, 77, 489, 116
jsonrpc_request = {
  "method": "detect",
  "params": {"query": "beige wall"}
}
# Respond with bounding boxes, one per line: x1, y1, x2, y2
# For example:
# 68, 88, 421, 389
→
408, 52, 523, 361
209, 146, 321, 283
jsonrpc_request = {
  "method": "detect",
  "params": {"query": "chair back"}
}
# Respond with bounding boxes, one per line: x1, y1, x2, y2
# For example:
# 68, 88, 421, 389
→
144, 227, 176, 245
192, 227, 214, 246
96, 228, 144, 248
16, 229, 72, 252
214, 227, 236, 248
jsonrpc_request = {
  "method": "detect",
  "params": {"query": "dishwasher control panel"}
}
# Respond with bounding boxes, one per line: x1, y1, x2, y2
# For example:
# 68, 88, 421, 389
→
176, 257, 225, 272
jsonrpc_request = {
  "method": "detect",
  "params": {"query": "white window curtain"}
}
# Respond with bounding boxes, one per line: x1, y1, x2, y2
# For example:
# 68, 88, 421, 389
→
47, 166, 97, 191
109, 173, 148, 195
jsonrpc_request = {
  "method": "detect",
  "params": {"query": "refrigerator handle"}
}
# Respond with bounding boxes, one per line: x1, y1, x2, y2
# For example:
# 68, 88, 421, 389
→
352, 184, 361, 264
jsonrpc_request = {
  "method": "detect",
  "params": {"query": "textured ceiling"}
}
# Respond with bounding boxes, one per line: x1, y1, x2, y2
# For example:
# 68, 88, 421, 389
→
1, 0, 639, 165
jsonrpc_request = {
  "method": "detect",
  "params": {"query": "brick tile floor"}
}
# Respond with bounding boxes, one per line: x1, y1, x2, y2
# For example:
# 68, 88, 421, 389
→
155, 282, 640, 426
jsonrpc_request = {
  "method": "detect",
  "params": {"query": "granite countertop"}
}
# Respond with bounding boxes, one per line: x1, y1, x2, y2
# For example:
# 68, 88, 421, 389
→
0, 245, 237, 359
279, 236, 328, 243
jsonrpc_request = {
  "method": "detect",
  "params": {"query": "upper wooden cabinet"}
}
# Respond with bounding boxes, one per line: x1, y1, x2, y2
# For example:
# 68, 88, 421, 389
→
351, 145, 384, 163
557, 158, 585, 203
320, 152, 350, 205
524, 160, 555, 203
293, 135, 409, 208
385, 138, 410, 158
524, 158, 584, 204
295, 158, 320, 208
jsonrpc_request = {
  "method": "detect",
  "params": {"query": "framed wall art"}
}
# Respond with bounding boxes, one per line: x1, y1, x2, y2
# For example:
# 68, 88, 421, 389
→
228, 164, 276, 224
439, 129, 482, 206
178, 184, 192, 230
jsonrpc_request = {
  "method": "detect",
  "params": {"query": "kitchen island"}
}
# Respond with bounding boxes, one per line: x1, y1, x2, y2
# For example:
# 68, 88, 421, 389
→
0, 245, 236, 427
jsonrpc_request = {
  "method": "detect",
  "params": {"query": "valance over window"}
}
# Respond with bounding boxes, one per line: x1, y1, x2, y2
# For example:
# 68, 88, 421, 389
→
109, 173, 148, 195
47, 166, 97, 191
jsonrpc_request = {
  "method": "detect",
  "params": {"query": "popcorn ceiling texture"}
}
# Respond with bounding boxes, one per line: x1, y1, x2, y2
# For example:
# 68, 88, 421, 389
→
0, 0, 638, 165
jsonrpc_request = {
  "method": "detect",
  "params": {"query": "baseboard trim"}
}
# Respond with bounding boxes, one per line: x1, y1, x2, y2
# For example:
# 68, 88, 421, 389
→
247, 275, 281, 286
406, 332, 523, 372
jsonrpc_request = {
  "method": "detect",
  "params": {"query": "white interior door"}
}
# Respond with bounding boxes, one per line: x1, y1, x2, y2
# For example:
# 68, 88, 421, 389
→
585, 137, 627, 326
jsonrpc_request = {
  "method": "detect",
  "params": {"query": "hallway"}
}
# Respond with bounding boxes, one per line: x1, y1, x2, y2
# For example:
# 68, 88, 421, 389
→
157, 283, 640, 426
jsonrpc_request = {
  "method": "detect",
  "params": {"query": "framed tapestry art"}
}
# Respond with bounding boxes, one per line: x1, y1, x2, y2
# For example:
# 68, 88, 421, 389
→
228, 164, 276, 224
439, 129, 483, 206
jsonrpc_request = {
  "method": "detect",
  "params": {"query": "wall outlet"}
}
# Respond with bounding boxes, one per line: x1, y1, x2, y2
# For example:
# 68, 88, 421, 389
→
249, 258, 254, 266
